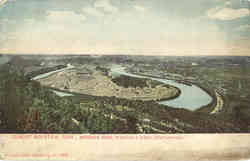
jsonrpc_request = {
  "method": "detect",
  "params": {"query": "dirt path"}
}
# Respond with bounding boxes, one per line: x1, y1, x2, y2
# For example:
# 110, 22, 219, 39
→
210, 90, 223, 114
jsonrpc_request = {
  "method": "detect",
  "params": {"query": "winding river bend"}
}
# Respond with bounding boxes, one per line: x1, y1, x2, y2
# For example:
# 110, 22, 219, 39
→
33, 64, 213, 111
111, 65, 212, 111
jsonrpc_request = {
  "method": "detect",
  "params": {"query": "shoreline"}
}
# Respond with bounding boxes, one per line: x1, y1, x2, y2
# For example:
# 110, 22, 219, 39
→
27, 65, 67, 79
30, 66, 216, 113
34, 67, 181, 103
193, 83, 218, 113
128, 71, 217, 112
43, 83, 182, 103
155, 87, 181, 102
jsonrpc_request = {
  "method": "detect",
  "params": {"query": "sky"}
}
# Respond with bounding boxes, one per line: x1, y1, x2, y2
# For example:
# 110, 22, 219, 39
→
0, 0, 249, 55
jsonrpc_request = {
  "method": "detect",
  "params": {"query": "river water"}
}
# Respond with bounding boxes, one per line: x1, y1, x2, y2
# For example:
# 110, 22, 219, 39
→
32, 64, 213, 111
111, 65, 212, 111
0, 55, 10, 65
31, 64, 75, 80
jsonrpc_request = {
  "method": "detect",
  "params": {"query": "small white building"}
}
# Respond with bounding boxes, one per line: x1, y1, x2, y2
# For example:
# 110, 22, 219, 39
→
192, 62, 199, 66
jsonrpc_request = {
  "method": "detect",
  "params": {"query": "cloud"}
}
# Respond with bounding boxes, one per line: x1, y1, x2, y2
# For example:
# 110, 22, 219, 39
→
1, 0, 250, 55
207, 7, 249, 20
0, 0, 7, 8
46, 11, 86, 24
0, 18, 8, 24
225, 1, 232, 7
82, 0, 119, 19
94, 0, 118, 13
0, 18, 16, 25
134, 5, 146, 12
6, 0, 16, 2
23, 18, 36, 24
82, 6, 104, 17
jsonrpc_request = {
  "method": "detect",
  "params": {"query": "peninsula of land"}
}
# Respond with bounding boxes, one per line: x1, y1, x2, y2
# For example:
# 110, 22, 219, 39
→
38, 66, 180, 101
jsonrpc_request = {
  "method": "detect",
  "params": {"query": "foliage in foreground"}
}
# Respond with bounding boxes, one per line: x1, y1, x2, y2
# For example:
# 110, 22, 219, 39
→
0, 64, 250, 133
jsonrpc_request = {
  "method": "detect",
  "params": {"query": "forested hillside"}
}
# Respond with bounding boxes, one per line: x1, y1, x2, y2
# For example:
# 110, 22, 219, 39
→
0, 63, 249, 133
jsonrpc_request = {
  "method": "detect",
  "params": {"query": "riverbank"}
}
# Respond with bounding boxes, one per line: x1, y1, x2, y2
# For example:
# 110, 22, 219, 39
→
129, 71, 191, 86
155, 87, 181, 102
32, 64, 214, 112
210, 90, 224, 114
127, 71, 216, 112
2, 55, 250, 133
37, 67, 180, 102
27, 65, 66, 79
189, 81, 224, 115
194, 83, 217, 113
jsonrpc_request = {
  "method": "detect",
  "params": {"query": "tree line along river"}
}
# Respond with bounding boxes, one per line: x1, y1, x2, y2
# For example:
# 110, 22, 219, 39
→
32, 64, 213, 111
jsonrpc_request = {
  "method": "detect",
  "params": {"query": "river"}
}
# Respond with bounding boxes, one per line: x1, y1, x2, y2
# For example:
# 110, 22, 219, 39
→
0, 55, 10, 65
31, 64, 75, 80
111, 65, 212, 111
32, 64, 213, 111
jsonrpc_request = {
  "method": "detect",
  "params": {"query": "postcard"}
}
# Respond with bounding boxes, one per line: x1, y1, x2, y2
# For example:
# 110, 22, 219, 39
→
0, 0, 250, 160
